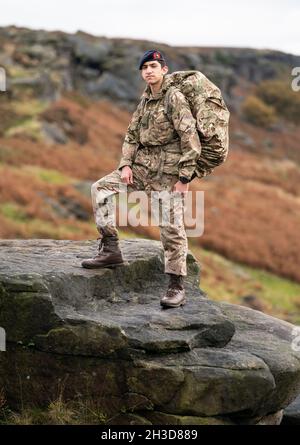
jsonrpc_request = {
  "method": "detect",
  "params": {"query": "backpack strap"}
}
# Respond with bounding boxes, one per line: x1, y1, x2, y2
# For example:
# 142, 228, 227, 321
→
164, 86, 177, 122
138, 97, 147, 121
134, 96, 147, 138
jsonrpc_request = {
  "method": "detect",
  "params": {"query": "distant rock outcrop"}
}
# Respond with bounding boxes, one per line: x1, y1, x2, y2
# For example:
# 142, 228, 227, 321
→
1, 25, 300, 111
0, 239, 300, 425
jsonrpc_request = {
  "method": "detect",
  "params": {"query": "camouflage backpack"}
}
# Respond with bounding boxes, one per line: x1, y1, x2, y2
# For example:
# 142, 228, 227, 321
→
164, 70, 230, 179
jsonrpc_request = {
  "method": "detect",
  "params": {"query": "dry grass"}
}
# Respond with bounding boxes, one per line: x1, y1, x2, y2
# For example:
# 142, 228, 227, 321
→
0, 94, 299, 286
0, 396, 109, 425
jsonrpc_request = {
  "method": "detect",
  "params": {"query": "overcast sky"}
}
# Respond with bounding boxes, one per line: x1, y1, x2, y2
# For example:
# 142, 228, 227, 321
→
0, 0, 299, 56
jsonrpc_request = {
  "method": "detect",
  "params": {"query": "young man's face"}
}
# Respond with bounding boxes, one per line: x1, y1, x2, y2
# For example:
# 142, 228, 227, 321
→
141, 60, 168, 86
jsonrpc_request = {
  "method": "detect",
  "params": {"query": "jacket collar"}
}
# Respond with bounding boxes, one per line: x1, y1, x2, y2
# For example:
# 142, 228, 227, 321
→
141, 74, 174, 100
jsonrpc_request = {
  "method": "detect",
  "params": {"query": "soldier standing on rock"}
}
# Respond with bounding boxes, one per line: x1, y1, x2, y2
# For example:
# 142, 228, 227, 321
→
81, 49, 202, 308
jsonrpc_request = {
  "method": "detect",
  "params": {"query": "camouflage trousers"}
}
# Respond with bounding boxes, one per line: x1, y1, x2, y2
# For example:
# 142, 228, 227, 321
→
91, 164, 188, 276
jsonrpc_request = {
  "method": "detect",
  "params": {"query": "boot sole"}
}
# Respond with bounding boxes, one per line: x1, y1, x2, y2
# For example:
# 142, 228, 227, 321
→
160, 298, 186, 308
81, 261, 128, 269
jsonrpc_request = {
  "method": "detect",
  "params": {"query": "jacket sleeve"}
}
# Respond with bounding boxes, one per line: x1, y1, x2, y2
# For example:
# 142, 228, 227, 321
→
168, 89, 201, 181
117, 100, 143, 171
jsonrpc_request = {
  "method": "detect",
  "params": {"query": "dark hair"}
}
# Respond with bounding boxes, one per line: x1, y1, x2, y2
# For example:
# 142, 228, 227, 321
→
158, 60, 166, 68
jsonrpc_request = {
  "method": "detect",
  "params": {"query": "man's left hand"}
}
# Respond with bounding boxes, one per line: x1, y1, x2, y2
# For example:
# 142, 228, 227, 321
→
172, 181, 189, 193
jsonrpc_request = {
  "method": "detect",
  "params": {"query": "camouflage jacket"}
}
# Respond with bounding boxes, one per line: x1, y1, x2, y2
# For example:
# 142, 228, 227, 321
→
117, 75, 201, 181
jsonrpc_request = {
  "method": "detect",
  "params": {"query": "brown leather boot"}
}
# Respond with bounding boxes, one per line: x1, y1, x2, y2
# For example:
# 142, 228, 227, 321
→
81, 236, 125, 269
160, 273, 186, 308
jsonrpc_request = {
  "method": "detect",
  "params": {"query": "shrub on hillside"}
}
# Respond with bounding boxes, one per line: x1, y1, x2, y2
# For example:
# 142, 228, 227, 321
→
256, 80, 300, 123
242, 95, 277, 128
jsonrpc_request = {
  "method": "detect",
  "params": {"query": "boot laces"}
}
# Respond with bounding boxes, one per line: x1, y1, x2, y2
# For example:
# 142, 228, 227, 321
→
96, 236, 120, 255
97, 237, 104, 254
168, 274, 184, 289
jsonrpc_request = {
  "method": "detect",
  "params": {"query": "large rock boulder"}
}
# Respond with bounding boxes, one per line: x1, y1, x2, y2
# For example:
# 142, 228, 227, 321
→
282, 394, 300, 425
0, 239, 299, 425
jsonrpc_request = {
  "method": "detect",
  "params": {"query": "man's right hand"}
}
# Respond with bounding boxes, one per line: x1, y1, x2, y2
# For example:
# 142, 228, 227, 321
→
121, 165, 133, 184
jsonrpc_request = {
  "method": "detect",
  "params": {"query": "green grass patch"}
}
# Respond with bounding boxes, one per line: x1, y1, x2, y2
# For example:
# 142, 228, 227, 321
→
21, 166, 75, 185
7, 66, 36, 79
0, 145, 14, 163
4, 117, 42, 141
190, 241, 300, 324
0, 202, 30, 222
23, 219, 79, 239
12, 99, 48, 117
0, 212, 92, 239
243, 266, 300, 320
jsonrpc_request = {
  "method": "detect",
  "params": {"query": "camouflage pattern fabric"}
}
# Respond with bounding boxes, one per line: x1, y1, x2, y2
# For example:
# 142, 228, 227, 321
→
92, 70, 229, 276
117, 75, 201, 181
118, 70, 230, 180
164, 70, 230, 179
91, 164, 188, 276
